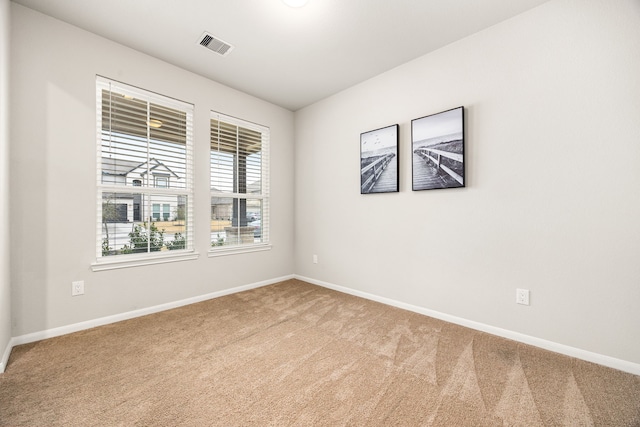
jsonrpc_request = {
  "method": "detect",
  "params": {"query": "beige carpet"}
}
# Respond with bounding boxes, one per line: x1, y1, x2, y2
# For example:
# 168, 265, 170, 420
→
1, 279, 639, 426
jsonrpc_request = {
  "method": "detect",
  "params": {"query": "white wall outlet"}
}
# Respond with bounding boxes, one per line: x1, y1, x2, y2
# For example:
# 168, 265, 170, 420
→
516, 288, 530, 305
313, 254, 318, 264
72, 280, 85, 296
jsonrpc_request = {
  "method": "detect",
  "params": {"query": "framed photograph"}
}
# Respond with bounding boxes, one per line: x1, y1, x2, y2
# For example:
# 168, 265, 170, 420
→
360, 124, 399, 194
411, 106, 465, 191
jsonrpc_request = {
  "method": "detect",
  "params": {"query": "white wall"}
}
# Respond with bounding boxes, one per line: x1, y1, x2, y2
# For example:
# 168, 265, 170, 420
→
295, 0, 640, 365
0, 0, 11, 373
9, 4, 295, 337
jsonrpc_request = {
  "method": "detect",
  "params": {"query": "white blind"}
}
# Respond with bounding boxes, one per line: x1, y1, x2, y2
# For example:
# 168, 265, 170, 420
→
210, 112, 269, 247
96, 77, 194, 258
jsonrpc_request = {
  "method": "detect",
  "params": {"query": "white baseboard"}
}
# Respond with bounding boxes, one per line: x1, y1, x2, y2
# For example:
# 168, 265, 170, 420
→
295, 275, 640, 376
4, 275, 294, 367
1, 337, 13, 373
5, 273, 638, 377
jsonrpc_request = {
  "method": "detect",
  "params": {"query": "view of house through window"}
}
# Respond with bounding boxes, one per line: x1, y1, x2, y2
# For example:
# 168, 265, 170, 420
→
210, 113, 269, 248
97, 77, 193, 259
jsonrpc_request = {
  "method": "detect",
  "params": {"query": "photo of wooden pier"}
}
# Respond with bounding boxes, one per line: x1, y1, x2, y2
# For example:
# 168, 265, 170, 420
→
360, 124, 399, 194
412, 107, 464, 191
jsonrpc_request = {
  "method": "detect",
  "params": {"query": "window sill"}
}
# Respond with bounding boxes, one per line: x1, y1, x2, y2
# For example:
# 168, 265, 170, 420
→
91, 251, 200, 272
208, 243, 272, 257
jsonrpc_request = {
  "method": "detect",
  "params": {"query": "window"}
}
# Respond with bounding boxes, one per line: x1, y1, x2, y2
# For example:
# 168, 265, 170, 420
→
210, 112, 269, 253
152, 204, 161, 220
94, 77, 195, 269
154, 176, 169, 188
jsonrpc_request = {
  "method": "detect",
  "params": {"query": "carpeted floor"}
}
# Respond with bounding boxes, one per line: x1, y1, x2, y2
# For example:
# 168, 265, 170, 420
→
1, 279, 639, 426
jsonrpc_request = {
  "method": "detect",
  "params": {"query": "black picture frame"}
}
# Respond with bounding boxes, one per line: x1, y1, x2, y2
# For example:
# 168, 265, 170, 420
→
360, 124, 399, 194
411, 106, 465, 191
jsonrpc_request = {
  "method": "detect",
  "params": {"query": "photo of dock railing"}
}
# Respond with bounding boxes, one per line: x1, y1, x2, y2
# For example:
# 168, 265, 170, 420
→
360, 124, 399, 194
360, 152, 397, 193
412, 107, 464, 191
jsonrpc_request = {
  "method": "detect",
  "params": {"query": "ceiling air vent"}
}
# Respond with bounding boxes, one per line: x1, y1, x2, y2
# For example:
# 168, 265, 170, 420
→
198, 32, 234, 57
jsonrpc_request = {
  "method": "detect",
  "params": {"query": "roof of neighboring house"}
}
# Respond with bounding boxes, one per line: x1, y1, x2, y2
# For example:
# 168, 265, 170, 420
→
101, 158, 140, 176
135, 159, 180, 179
102, 157, 180, 179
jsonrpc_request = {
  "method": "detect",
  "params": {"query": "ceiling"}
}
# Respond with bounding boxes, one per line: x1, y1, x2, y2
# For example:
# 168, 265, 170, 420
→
13, 0, 549, 111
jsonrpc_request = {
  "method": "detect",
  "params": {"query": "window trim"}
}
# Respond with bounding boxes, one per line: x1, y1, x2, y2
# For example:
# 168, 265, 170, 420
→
207, 243, 271, 258
91, 250, 199, 272
95, 76, 197, 270
209, 112, 270, 254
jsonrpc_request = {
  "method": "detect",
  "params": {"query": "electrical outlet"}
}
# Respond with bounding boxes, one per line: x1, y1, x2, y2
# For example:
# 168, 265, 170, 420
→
72, 281, 85, 296
516, 288, 529, 305
313, 254, 318, 264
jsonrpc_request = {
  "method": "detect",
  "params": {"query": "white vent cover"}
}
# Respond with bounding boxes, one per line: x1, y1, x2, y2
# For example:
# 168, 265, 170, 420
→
198, 32, 234, 56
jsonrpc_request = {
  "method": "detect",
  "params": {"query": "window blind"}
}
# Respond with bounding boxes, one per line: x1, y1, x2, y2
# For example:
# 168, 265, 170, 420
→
96, 77, 194, 260
210, 113, 269, 248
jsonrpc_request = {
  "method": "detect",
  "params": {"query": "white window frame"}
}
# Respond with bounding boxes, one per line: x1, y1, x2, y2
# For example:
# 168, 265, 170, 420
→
154, 176, 169, 188
209, 112, 271, 257
92, 77, 197, 271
